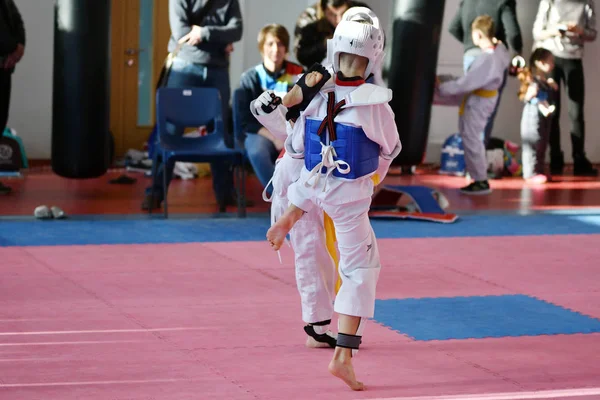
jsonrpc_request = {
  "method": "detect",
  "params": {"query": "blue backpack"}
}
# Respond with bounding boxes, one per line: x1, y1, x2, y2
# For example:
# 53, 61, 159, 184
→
439, 133, 465, 176
1, 127, 28, 170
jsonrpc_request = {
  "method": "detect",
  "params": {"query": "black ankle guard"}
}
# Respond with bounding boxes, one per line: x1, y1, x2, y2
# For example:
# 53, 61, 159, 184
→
304, 324, 336, 348
336, 333, 361, 350
286, 63, 332, 121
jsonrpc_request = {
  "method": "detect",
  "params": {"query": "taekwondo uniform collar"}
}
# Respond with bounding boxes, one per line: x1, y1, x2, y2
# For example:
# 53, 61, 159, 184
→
483, 41, 500, 53
335, 71, 365, 86
317, 78, 393, 107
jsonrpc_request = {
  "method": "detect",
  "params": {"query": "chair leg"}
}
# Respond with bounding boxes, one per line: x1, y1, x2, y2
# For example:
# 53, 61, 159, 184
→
149, 189, 154, 216
149, 154, 158, 216
163, 159, 169, 219
236, 165, 241, 218
237, 162, 246, 218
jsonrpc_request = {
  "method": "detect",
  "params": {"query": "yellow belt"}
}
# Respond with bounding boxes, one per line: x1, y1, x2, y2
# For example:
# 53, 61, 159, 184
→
459, 89, 498, 116
327, 173, 380, 294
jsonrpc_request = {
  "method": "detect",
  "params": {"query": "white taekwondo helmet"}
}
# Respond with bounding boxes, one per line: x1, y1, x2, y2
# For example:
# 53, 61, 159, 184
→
326, 6, 385, 79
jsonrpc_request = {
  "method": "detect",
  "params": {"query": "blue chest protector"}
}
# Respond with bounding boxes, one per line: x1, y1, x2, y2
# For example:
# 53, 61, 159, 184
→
304, 118, 380, 179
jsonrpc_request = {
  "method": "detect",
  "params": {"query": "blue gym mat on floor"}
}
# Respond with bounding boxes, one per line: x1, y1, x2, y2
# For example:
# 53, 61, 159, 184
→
373, 295, 600, 341
1, 211, 600, 246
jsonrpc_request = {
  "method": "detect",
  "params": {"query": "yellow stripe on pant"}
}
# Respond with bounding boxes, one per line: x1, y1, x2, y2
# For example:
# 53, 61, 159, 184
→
327, 173, 381, 294
458, 89, 498, 116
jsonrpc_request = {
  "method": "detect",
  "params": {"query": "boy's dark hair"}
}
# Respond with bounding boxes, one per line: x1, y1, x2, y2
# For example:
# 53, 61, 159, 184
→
471, 15, 495, 39
319, 0, 351, 13
257, 24, 290, 53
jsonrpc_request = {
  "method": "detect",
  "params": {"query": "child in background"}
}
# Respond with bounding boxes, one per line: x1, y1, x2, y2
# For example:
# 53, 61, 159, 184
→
517, 48, 558, 184
435, 15, 511, 195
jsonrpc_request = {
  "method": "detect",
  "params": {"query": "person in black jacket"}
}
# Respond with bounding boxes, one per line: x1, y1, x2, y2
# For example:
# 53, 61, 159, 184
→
448, 0, 523, 145
294, 0, 369, 69
0, 0, 25, 195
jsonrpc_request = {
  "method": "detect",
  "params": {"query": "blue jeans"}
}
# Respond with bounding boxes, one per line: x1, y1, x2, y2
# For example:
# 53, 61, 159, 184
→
244, 133, 279, 195
463, 50, 508, 145
147, 58, 234, 205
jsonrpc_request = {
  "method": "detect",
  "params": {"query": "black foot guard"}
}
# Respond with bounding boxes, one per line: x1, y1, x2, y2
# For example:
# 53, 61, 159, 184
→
304, 321, 337, 348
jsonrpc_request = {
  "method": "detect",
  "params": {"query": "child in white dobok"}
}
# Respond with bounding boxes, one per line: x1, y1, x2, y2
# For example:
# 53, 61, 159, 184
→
264, 7, 401, 391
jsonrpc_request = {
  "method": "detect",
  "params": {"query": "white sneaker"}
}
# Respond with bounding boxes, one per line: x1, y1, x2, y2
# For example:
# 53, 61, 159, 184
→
34, 205, 52, 219
50, 206, 67, 219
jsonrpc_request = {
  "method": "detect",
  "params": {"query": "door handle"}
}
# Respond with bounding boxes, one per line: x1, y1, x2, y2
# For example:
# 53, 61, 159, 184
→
124, 48, 146, 56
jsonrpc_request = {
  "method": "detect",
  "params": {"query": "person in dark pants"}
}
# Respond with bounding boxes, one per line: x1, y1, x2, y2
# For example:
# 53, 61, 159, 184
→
448, 0, 523, 146
533, 0, 597, 176
142, 0, 243, 211
0, 0, 25, 195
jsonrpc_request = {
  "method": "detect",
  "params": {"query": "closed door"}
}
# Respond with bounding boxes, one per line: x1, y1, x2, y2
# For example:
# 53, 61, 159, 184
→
110, 0, 171, 157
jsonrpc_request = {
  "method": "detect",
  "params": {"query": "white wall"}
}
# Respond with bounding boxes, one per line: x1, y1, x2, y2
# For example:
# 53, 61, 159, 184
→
7, 0, 54, 160
8, 0, 600, 162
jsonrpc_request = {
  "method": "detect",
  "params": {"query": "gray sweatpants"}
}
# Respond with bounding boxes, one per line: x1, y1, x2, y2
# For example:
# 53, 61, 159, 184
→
520, 103, 552, 179
460, 96, 496, 181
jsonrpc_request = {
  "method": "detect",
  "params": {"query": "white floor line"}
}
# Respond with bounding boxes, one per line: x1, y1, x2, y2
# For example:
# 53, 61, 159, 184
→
0, 378, 194, 388
0, 340, 151, 347
0, 319, 56, 322
0, 327, 207, 336
365, 387, 600, 400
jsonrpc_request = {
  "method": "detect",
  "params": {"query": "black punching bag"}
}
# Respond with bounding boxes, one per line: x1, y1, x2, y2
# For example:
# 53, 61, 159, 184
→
52, 0, 111, 178
387, 0, 445, 167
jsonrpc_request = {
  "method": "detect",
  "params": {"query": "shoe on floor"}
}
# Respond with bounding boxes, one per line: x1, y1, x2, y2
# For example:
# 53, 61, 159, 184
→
460, 180, 491, 195
0, 182, 11, 195
525, 174, 548, 184
141, 194, 162, 211
550, 152, 565, 175
573, 157, 598, 177
34, 205, 53, 219
50, 206, 67, 219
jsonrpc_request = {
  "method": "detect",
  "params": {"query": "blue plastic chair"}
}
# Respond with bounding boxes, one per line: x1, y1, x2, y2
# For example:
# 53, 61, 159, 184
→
150, 87, 246, 218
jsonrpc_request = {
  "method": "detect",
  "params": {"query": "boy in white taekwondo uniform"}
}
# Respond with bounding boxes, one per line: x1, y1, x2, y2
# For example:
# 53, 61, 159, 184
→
253, 88, 339, 349
251, 7, 390, 352
435, 15, 511, 195
264, 7, 402, 391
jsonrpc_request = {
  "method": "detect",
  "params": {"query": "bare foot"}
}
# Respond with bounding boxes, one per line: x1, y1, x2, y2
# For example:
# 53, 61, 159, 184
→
282, 71, 323, 108
328, 358, 364, 391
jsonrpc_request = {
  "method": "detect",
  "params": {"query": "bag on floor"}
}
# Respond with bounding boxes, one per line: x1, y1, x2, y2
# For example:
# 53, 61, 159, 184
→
0, 130, 23, 172
487, 137, 522, 177
439, 133, 465, 176
2, 127, 28, 169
